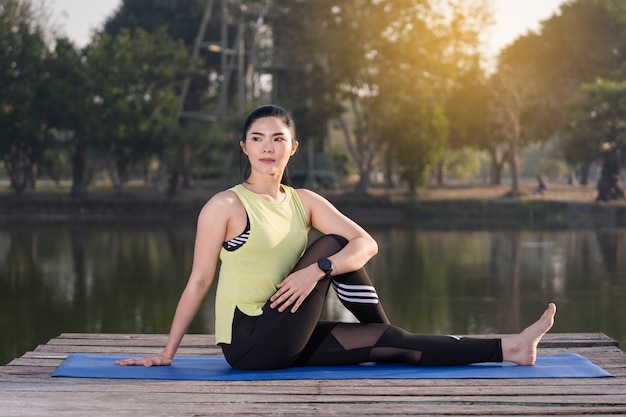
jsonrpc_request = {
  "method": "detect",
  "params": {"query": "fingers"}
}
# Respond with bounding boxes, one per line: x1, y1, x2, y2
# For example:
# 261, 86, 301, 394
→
270, 281, 290, 306
115, 355, 170, 367
270, 289, 298, 312
290, 296, 305, 313
271, 273, 315, 313
270, 284, 305, 312
115, 358, 152, 367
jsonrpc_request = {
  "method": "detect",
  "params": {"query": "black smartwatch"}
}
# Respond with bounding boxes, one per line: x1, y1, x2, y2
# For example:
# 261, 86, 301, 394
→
317, 258, 333, 278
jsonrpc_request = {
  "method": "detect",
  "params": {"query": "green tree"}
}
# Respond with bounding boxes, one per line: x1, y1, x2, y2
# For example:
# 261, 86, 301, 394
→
37, 37, 92, 195
271, 0, 387, 192
493, 31, 558, 197
571, 79, 626, 201
561, 101, 601, 185
272, 0, 490, 193
0, 0, 50, 194
446, 72, 508, 185
104, 0, 207, 43
104, 0, 272, 190
382, 98, 448, 194
84, 28, 191, 190
507, 0, 626, 185
103, 0, 212, 113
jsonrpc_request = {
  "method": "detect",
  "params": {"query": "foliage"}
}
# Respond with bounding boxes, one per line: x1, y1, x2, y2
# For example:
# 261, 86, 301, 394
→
445, 72, 508, 184
103, 0, 273, 192
501, 0, 626, 191
104, 0, 207, 44
84, 28, 191, 190
8, 0, 626, 198
38, 37, 92, 194
491, 31, 560, 196
0, 0, 50, 194
572, 79, 626, 200
445, 146, 483, 181
539, 159, 569, 180
103, 0, 211, 112
442, 0, 626, 195
380, 97, 449, 194
104, 0, 270, 116
270, 0, 490, 193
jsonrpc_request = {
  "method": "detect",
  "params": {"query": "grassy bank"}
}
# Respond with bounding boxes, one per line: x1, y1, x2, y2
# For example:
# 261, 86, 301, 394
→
1, 182, 623, 228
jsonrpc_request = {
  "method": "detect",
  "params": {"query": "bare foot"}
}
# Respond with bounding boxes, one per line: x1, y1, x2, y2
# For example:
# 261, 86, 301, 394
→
502, 303, 556, 366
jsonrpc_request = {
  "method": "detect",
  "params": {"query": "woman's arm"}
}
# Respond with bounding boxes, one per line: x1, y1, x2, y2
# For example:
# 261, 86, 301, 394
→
300, 188, 378, 274
116, 192, 233, 366
270, 189, 378, 313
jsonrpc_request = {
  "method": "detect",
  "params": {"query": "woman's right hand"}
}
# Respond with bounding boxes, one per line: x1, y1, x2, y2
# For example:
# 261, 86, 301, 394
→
115, 352, 172, 367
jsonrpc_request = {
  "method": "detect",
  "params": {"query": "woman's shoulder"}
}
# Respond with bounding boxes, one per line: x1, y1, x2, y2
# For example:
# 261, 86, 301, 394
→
199, 189, 243, 218
294, 187, 316, 198
294, 188, 334, 214
207, 188, 240, 206
294, 187, 327, 204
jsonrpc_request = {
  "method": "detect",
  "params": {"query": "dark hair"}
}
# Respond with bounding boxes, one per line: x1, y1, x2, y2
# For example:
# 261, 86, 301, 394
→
240, 105, 296, 185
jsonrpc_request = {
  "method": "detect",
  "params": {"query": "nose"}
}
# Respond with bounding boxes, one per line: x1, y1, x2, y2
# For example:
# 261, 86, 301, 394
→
262, 141, 274, 153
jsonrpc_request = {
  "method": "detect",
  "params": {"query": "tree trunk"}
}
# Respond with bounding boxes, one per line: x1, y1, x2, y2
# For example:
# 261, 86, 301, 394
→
336, 115, 372, 195
107, 154, 123, 191
7, 159, 28, 195
29, 162, 37, 190
167, 171, 181, 197
385, 148, 395, 189
182, 145, 191, 189
435, 158, 446, 185
71, 145, 87, 196
579, 161, 590, 186
143, 160, 152, 185
596, 149, 625, 201
509, 134, 522, 196
488, 148, 506, 185
354, 166, 369, 194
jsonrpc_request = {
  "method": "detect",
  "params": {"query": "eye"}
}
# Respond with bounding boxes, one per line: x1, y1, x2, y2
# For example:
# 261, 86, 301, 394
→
274, 136, 285, 142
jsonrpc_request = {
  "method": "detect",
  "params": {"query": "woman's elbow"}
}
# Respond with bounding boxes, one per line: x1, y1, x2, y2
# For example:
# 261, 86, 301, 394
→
187, 272, 214, 295
367, 235, 378, 258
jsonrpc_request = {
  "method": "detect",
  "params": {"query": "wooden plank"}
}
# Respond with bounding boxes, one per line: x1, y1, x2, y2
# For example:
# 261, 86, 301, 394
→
3, 379, 625, 396
1, 332, 625, 417
48, 332, 618, 347
2, 389, 626, 405
2, 393, 626, 416
32, 345, 223, 356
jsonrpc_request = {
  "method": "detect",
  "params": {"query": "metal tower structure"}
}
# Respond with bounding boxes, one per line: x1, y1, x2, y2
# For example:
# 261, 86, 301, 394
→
178, 0, 270, 126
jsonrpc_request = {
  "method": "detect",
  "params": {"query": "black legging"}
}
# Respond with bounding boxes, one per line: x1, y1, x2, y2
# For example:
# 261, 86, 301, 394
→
221, 235, 502, 370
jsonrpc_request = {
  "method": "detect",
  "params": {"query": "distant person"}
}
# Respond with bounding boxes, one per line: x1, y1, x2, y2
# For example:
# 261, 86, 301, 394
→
117, 105, 556, 370
533, 175, 547, 196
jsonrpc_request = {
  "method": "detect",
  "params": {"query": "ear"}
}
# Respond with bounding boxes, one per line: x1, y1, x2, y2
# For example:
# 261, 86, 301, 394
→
240, 141, 247, 155
290, 140, 299, 156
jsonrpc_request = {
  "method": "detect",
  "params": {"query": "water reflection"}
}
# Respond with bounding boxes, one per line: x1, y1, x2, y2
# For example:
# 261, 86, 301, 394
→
1, 224, 625, 365
361, 228, 625, 347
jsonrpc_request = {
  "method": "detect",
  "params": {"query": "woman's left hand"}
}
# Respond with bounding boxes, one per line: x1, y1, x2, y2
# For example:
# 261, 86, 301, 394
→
270, 266, 319, 313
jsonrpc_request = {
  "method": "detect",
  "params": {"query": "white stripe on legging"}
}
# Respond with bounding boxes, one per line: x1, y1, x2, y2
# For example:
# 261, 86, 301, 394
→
333, 282, 379, 304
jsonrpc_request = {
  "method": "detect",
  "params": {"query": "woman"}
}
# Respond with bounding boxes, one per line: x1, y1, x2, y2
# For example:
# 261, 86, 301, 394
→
117, 104, 556, 370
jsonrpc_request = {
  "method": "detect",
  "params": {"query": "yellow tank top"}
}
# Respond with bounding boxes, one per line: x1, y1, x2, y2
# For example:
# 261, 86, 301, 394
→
215, 184, 309, 344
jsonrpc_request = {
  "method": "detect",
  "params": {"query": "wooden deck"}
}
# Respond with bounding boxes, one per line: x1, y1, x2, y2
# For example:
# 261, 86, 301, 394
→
1, 333, 625, 416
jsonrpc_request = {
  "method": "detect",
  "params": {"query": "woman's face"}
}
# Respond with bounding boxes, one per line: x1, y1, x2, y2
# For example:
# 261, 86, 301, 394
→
241, 116, 298, 179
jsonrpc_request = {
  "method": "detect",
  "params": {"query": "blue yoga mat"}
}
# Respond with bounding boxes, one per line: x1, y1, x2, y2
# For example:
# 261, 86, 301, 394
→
52, 353, 612, 380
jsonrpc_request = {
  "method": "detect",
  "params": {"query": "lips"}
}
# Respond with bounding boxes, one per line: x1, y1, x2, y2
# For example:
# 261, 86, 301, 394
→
259, 158, 275, 163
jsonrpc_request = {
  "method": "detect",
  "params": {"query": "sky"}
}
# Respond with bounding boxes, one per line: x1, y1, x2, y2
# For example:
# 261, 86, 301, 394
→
52, 0, 567, 57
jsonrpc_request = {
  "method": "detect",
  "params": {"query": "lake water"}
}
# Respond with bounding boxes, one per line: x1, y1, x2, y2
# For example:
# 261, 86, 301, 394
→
1, 223, 625, 365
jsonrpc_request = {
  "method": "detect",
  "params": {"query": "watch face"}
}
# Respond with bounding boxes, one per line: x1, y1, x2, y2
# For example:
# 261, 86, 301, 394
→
318, 258, 332, 272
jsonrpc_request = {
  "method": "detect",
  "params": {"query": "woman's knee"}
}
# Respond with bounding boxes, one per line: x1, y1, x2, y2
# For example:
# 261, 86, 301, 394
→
309, 234, 348, 255
326, 234, 348, 247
